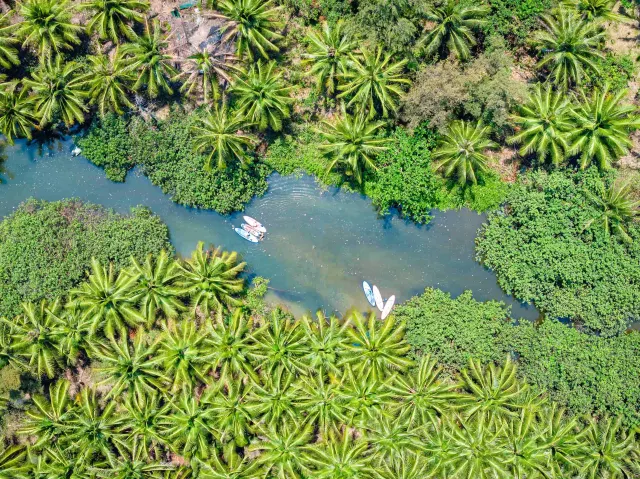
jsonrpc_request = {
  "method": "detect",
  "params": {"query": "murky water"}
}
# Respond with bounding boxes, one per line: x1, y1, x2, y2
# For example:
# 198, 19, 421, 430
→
0, 139, 538, 319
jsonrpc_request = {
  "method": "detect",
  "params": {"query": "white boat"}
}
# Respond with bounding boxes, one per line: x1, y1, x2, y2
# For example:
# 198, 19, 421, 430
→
243, 215, 266, 233
71, 147, 82, 157
372, 285, 384, 312
362, 281, 376, 307
381, 295, 396, 320
234, 227, 259, 243
242, 223, 264, 239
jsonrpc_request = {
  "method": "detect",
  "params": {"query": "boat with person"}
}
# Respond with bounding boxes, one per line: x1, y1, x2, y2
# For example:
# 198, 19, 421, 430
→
243, 216, 266, 233
242, 223, 264, 240
234, 227, 259, 243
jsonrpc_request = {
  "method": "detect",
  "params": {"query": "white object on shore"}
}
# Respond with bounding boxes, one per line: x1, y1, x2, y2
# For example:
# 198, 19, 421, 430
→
372, 285, 384, 312
243, 215, 266, 233
71, 147, 82, 157
381, 295, 396, 320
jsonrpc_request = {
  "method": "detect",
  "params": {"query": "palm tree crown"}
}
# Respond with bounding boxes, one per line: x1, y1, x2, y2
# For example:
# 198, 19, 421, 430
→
584, 179, 639, 243
433, 120, 497, 185
80, 50, 135, 116
179, 46, 238, 104
0, 11, 19, 70
417, 0, 490, 60
0, 86, 37, 144
80, 0, 150, 43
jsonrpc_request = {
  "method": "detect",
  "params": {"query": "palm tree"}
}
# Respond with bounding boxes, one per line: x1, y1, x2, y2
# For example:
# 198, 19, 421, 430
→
247, 369, 300, 428
38, 445, 95, 479
179, 47, 238, 104
502, 409, 551, 479
23, 56, 87, 127
1, 299, 65, 378
461, 357, 524, 423
156, 320, 213, 392
303, 21, 356, 96
577, 416, 640, 479
56, 303, 93, 365
509, 84, 572, 167
432, 120, 497, 185
196, 453, 259, 479
299, 311, 348, 375
70, 258, 145, 338
191, 104, 255, 171
206, 308, 257, 380
295, 371, 346, 436
338, 365, 394, 425
364, 415, 422, 468
564, 0, 626, 22
80, 51, 135, 116
338, 47, 409, 119
17, 0, 83, 59
537, 404, 583, 476
305, 428, 375, 479
533, 9, 605, 89
0, 11, 19, 69
204, 378, 255, 447
583, 179, 639, 242
93, 328, 167, 400
569, 86, 640, 170
122, 19, 177, 98
0, 323, 27, 371
119, 391, 171, 458
417, 0, 490, 60
128, 250, 184, 326
388, 355, 463, 427
164, 390, 217, 460
231, 61, 292, 132
93, 447, 171, 478
19, 380, 72, 448
0, 87, 37, 144
0, 445, 29, 479
177, 242, 245, 315
215, 0, 283, 60
79, 0, 150, 43
247, 422, 313, 479
341, 312, 412, 381
249, 311, 309, 376
318, 112, 389, 184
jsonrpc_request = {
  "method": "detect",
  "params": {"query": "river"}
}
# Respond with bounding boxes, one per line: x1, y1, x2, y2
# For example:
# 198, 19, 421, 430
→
0, 138, 538, 320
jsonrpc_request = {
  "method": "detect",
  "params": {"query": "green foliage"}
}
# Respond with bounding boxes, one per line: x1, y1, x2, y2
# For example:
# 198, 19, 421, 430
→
397, 287, 640, 427
78, 111, 270, 213
0, 199, 171, 318
584, 53, 636, 93
476, 168, 640, 336
77, 114, 133, 182
484, 0, 552, 45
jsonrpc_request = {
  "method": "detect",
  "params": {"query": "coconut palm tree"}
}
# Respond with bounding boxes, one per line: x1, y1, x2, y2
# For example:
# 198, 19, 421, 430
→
417, 0, 490, 60
364, 414, 422, 468
195, 453, 259, 479
577, 416, 640, 479
177, 242, 245, 315
206, 308, 257, 381
119, 391, 171, 458
80, 51, 135, 116
303, 21, 356, 97
341, 312, 412, 381
179, 46, 238, 104
38, 445, 95, 479
299, 311, 348, 375
533, 9, 605, 89
204, 378, 255, 447
502, 409, 552, 479
318, 112, 389, 184
23, 56, 87, 127
338, 47, 409, 119
388, 355, 463, 427
569, 86, 640, 170
128, 250, 184, 326
305, 428, 375, 479
0, 87, 37, 144
583, 179, 639, 242
79, 0, 150, 43
17, 0, 83, 59
509, 84, 572, 167
432, 120, 497, 185
93, 328, 167, 400
164, 390, 217, 460
564, 0, 626, 22
1, 299, 65, 378
191, 104, 255, 171
249, 311, 309, 376
122, 19, 177, 98
0, 11, 19, 70
56, 304, 93, 365
19, 380, 72, 448
231, 61, 292, 132
215, 0, 283, 60
0, 323, 27, 371
93, 446, 171, 478
247, 422, 313, 479
338, 365, 394, 425
295, 371, 346, 436
0, 445, 29, 479
70, 258, 146, 338
247, 369, 300, 428
156, 319, 213, 392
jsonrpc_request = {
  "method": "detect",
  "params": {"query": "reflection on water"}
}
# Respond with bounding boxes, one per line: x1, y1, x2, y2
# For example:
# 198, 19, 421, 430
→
0, 138, 539, 320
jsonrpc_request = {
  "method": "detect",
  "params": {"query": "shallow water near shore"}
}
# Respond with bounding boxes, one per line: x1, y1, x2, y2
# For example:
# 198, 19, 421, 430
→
0, 138, 539, 320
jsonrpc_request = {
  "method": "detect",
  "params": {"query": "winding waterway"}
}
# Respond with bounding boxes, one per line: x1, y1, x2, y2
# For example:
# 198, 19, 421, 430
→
0, 139, 539, 320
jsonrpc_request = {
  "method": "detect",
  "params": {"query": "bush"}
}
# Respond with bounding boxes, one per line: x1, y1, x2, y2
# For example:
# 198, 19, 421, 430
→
397, 287, 640, 427
78, 111, 270, 214
584, 53, 636, 93
484, 0, 552, 46
476, 168, 640, 336
0, 199, 172, 317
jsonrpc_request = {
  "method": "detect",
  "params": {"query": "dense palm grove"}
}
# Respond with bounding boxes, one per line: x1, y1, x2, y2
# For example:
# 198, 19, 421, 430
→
0, 246, 638, 478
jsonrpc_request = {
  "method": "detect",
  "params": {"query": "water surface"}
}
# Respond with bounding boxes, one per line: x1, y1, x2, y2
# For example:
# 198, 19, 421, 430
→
0, 139, 538, 320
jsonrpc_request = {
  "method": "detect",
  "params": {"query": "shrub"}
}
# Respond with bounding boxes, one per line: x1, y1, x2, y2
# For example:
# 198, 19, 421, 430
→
476, 168, 640, 336
484, 0, 553, 46
584, 53, 636, 93
0, 199, 172, 317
